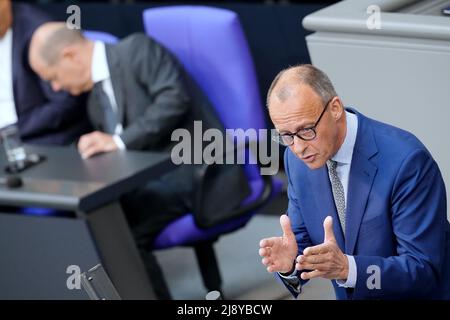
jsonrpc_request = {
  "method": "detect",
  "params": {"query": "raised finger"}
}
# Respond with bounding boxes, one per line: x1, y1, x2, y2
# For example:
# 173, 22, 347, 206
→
267, 264, 278, 273
259, 247, 270, 257
297, 254, 328, 265
261, 257, 271, 266
303, 243, 329, 256
259, 237, 279, 248
300, 270, 325, 280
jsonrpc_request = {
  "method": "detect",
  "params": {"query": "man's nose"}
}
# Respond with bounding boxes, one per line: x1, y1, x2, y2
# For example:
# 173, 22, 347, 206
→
292, 136, 308, 156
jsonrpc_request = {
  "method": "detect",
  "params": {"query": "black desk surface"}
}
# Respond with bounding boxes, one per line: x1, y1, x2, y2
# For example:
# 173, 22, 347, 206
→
0, 145, 174, 212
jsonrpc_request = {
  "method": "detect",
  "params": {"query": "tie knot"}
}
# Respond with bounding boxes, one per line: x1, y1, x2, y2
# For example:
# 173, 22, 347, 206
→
326, 160, 337, 171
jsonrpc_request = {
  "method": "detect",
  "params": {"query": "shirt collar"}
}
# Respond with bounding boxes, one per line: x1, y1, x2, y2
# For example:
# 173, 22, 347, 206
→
331, 110, 358, 165
91, 41, 110, 84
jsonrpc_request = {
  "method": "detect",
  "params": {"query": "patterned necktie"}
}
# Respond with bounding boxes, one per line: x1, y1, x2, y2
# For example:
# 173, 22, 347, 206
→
326, 160, 346, 235
94, 83, 117, 135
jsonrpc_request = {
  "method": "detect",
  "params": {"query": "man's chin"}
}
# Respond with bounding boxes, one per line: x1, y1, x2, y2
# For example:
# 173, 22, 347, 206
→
69, 89, 83, 96
304, 159, 325, 170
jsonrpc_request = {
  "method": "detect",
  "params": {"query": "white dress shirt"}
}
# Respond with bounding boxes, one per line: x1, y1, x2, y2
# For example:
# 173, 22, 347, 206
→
0, 28, 18, 129
280, 110, 359, 289
332, 111, 358, 288
91, 41, 125, 149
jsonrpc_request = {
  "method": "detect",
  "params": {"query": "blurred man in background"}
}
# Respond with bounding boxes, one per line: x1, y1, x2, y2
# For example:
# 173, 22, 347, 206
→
0, 0, 90, 144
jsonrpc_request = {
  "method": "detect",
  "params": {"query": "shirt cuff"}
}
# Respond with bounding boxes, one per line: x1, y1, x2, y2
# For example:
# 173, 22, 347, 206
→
278, 269, 298, 280
336, 255, 357, 288
113, 135, 126, 150
278, 268, 302, 296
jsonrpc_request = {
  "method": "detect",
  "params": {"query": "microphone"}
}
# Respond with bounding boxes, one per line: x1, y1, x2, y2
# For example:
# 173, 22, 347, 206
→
0, 176, 23, 188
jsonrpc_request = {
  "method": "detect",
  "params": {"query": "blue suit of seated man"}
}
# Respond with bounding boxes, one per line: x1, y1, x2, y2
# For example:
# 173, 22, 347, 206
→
0, 1, 90, 144
259, 64, 450, 300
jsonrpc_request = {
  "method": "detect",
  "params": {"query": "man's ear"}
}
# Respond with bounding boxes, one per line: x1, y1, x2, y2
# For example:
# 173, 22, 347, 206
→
330, 97, 344, 121
61, 45, 78, 63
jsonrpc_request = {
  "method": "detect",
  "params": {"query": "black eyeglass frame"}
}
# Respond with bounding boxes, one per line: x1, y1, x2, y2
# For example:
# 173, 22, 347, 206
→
274, 97, 335, 146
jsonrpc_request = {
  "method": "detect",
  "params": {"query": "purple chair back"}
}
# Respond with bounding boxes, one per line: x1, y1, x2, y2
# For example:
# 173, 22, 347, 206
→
83, 30, 119, 44
143, 6, 265, 182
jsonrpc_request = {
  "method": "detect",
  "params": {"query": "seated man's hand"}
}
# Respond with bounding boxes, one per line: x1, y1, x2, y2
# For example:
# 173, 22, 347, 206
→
78, 131, 119, 159
259, 214, 298, 274
295, 216, 348, 281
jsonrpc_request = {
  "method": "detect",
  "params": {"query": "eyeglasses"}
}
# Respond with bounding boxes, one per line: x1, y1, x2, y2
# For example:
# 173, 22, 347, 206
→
272, 97, 334, 146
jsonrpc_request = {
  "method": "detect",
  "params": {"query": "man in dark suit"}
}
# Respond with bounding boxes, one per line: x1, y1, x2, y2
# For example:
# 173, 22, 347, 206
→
259, 64, 450, 299
29, 22, 249, 298
0, 1, 90, 145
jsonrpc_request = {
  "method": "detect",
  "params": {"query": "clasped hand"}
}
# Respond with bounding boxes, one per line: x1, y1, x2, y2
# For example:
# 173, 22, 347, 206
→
78, 131, 119, 159
259, 215, 348, 281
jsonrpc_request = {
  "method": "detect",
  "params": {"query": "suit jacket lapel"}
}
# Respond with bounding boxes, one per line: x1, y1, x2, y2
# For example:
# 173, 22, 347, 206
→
105, 45, 125, 126
345, 109, 378, 255
310, 166, 346, 251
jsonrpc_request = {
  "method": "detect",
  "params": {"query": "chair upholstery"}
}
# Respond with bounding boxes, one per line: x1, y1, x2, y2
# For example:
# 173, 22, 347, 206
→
143, 6, 281, 295
83, 30, 119, 44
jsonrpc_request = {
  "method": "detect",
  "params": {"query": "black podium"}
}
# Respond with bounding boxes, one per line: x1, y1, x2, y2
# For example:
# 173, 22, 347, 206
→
0, 145, 174, 299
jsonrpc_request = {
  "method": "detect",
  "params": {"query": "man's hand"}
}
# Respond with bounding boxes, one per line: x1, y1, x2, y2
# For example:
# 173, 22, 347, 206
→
259, 215, 298, 273
78, 131, 119, 159
295, 216, 348, 281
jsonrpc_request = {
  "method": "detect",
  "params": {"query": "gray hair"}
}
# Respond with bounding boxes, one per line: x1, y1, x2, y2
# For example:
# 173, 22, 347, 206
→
40, 26, 85, 65
266, 64, 337, 107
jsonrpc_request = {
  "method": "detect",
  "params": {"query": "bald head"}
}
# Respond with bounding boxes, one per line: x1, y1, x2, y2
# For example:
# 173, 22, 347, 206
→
267, 64, 337, 109
30, 22, 85, 67
267, 64, 345, 170
29, 22, 94, 96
